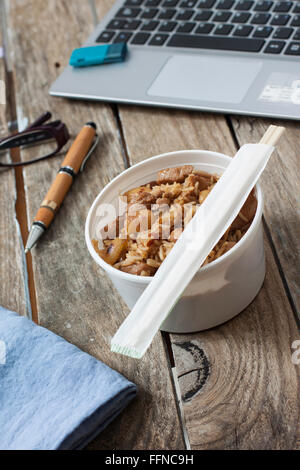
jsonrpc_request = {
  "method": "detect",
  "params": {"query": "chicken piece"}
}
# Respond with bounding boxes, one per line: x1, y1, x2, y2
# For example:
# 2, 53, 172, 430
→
157, 165, 194, 184
124, 186, 156, 207
194, 169, 218, 184
231, 190, 257, 230
120, 263, 157, 276
156, 197, 170, 206
92, 238, 128, 265
151, 186, 165, 199
184, 174, 210, 191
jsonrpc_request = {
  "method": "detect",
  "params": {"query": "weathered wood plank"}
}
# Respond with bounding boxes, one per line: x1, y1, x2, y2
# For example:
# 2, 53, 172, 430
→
6, 0, 185, 450
0, 0, 27, 316
172, 240, 300, 450
119, 106, 236, 164
111, 104, 300, 448
231, 117, 300, 318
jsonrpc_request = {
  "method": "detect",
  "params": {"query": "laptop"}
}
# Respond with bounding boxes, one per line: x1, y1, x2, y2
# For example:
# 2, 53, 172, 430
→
50, 0, 300, 120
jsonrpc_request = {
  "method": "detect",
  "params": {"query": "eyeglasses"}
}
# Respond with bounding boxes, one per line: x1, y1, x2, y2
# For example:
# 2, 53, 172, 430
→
0, 111, 70, 168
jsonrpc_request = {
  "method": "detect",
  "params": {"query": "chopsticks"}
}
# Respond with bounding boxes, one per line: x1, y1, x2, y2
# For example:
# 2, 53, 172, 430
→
260, 125, 285, 146
111, 125, 285, 359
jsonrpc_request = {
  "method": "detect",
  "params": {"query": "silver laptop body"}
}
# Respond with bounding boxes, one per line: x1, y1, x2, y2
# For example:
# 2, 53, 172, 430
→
50, 0, 300, 120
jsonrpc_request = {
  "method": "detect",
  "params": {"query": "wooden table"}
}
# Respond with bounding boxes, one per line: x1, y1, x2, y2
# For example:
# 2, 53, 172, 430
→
0, 0, 299, 450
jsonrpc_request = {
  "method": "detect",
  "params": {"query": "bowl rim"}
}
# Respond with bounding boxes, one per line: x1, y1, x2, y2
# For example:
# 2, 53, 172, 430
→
85, 149, 263, 285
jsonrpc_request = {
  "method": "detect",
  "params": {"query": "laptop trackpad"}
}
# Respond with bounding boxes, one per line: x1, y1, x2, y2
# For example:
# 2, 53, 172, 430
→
148, 55, 262, 104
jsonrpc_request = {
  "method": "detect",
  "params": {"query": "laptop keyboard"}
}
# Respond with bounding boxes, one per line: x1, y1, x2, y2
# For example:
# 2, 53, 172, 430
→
96, 0, 300, 56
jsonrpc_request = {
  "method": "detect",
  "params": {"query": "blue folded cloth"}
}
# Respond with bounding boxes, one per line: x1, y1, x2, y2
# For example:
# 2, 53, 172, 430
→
0, 307, 137, 450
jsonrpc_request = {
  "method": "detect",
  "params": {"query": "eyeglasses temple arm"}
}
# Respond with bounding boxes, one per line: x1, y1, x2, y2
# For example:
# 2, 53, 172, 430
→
27, 111, 52, 130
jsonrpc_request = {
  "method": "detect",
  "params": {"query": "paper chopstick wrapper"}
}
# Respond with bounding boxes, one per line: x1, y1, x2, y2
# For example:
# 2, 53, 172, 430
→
111, 127, 284, 359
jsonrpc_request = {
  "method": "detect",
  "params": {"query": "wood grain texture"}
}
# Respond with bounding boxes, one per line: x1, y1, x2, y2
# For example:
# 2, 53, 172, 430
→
106, 85, 300, 447
119, 106, 237, 165
5, 0, 185, 450
231, 117, 300, 318
0, 0, 27, 316
172, 240, 300, 450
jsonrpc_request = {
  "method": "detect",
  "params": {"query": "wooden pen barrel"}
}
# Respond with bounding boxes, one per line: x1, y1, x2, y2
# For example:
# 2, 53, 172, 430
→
61, 125, 96, 174
34, 124, 96, 229
34, 173, 73, 228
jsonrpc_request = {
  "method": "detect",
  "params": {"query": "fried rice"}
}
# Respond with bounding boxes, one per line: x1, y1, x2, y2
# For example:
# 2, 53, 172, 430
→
92, 165, 257, 277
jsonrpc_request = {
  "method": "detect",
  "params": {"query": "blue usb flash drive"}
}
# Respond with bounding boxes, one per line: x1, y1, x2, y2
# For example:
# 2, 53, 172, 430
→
69, 43, 127, 68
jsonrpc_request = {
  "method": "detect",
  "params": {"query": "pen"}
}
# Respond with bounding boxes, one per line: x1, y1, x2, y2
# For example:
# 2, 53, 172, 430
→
25, 122, 98, 254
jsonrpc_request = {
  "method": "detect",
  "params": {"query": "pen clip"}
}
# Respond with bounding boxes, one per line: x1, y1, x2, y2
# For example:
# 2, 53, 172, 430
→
80, 134, 100, 172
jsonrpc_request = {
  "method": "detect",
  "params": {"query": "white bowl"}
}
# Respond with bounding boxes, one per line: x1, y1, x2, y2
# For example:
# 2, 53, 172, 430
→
85, 150, 265, 333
